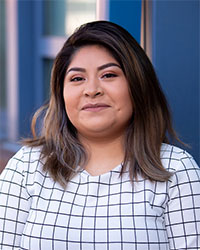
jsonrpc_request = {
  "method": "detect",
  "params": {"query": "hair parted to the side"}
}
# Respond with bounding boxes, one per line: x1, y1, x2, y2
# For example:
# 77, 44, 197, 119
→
24, 20, 181, 187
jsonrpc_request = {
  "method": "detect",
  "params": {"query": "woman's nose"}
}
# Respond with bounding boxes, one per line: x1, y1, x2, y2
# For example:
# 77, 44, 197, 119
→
83, 78, 104, 97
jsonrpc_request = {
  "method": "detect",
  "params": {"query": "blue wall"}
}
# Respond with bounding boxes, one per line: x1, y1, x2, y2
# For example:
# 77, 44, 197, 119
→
152, 0, 199, 163
109, 0, 142, 43
18, 0, 36, 138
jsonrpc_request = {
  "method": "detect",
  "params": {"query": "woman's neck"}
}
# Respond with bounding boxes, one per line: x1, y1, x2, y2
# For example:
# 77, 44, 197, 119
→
79, 134, 125, 176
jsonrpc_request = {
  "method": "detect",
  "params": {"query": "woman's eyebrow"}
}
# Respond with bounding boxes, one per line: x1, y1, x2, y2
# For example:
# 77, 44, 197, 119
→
66, 67, 86, 75
97, 63, 121, 71
66, 62, 121, 75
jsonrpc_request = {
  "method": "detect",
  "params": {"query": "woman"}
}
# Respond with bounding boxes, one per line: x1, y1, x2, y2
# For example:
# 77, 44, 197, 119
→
0, 21, 199, 250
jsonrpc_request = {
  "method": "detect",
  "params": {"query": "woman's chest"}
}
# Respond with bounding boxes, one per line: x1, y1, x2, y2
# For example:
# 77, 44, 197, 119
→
21, 175, 169, 250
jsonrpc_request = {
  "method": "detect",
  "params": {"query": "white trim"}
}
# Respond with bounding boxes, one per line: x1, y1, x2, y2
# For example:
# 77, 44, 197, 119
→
39, 36, 67, 58
140, 0, 145, 49
96, 0, 109, 20
6, 0, 18, 141
140, 0, 152, 61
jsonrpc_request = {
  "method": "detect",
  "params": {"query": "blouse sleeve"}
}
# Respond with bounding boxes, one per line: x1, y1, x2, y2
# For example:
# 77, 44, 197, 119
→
0, 148, 31, 249
164, 151, 200, 250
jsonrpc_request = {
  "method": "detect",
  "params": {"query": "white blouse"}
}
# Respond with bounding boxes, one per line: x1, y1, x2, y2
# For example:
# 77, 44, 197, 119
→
0, 144, 199, 250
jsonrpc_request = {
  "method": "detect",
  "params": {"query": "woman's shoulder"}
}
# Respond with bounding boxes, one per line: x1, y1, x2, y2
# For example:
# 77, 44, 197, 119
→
0, 146, 48, 192
12, 145, 43, 162
160, 143, 191, 160
160, 143, 199, 172
3, 145, 44, 175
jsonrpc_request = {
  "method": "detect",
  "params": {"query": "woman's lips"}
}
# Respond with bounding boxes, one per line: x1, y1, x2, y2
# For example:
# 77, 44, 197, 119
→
82, 103, 110, 112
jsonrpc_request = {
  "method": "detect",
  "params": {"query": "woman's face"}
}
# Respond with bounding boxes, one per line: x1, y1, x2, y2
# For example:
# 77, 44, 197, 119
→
63, 45, 133, 140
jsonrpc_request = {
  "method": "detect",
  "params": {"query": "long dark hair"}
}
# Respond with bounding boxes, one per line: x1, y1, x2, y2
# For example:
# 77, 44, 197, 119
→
24, 20, 180, 187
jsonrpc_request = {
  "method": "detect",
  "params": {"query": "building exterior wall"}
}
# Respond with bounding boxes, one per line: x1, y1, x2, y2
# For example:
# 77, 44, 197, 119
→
151, 0, 199, 162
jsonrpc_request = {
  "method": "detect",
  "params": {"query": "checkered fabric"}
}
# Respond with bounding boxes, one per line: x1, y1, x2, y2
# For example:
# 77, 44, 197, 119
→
0, 144, 199, 250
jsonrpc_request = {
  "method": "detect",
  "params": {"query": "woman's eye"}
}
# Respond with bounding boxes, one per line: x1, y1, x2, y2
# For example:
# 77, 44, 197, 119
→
102, 73, 117, 79
70, 76, 84, 82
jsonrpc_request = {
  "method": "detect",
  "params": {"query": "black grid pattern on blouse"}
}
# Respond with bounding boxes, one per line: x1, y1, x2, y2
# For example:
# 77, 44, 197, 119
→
0, 145, 200, 250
